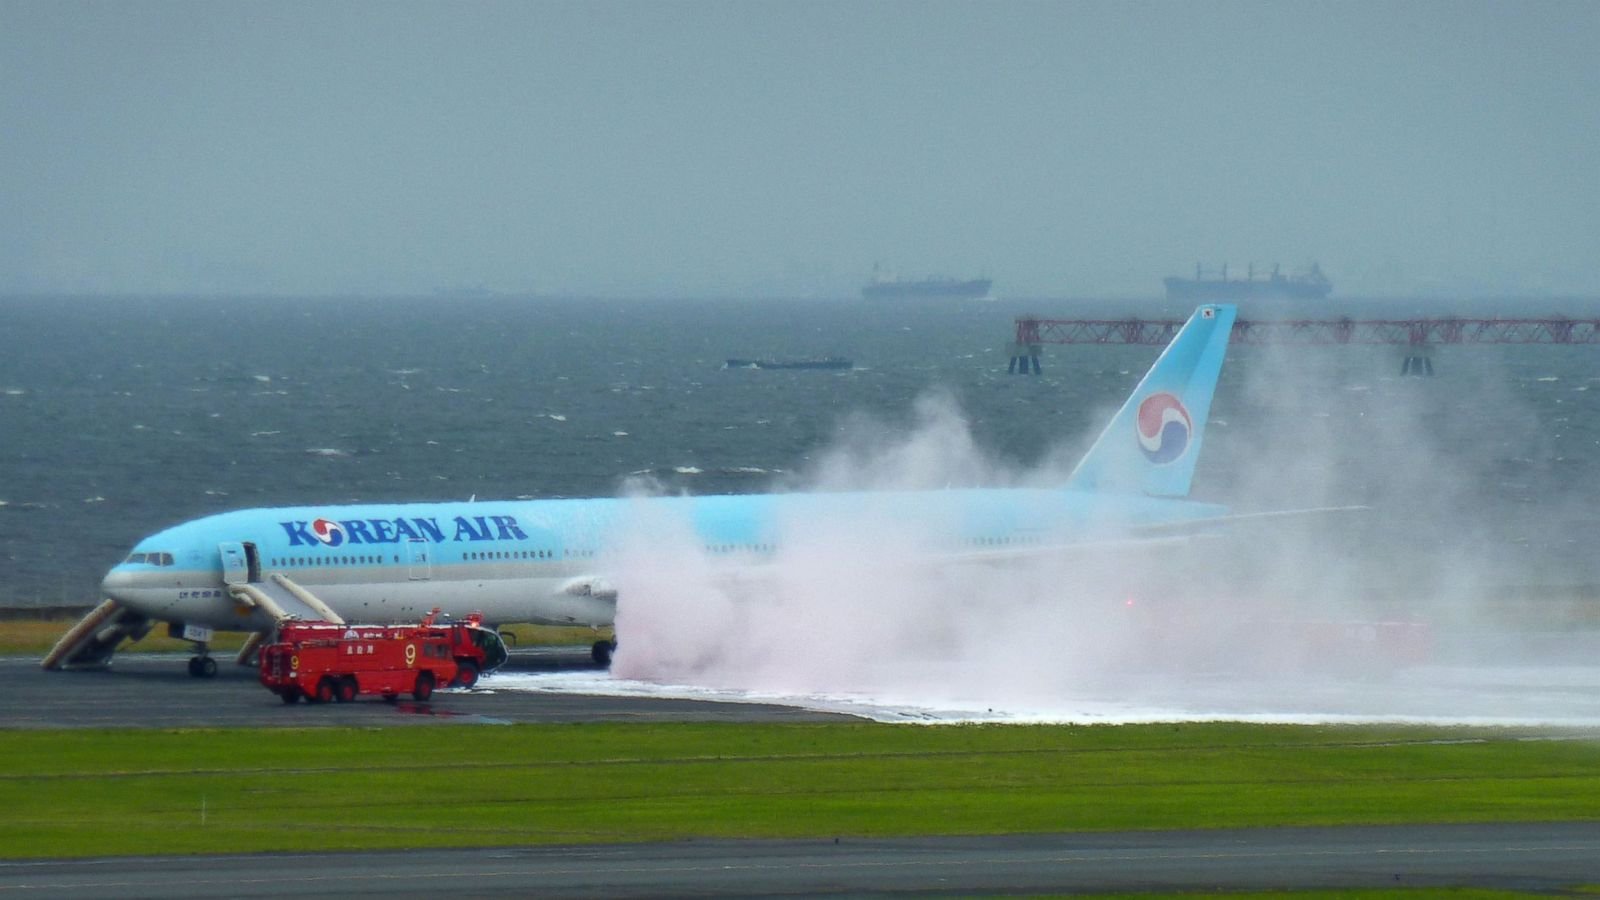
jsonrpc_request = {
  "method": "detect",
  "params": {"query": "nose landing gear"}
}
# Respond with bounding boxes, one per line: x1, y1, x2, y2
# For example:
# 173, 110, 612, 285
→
171, 623, 219, 678
186, 653, 218, 678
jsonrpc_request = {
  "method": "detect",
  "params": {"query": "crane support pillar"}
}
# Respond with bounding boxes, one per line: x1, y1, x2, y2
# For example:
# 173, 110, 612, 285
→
1008, 343, 1042, 375
1401, 354, 1435, 376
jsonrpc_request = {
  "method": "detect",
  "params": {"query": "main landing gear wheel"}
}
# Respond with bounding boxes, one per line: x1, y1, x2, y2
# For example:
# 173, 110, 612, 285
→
591, 640, 615, 667
187, 656, 218, 678
453, 660, 479, 689
413, 671, 435, 702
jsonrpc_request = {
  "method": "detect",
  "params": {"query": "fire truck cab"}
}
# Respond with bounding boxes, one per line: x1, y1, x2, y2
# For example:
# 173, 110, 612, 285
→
259, 610, 507, 704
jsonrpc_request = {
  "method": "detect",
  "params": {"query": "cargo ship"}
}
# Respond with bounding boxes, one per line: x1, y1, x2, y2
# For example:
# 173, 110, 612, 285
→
862, 267, 992, 301
1164, 263, 1331, 301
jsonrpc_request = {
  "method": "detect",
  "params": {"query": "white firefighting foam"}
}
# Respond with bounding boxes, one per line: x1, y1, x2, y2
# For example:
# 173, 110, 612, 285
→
485, 659, 1600, 727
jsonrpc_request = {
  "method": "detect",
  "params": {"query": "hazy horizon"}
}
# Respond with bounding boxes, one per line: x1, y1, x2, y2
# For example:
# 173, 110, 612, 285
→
4, 0, 1597, 300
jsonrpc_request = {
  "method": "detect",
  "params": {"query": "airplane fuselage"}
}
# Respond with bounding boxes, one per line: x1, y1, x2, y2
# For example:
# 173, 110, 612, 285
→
100, 488, 1229, 633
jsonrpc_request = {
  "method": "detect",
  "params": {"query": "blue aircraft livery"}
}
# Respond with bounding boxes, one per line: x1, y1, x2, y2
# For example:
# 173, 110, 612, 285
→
1066, 303, 1232, 497
67, 305, 1242, 674
1136, 393, 1192, 465
285, 515, 531, 547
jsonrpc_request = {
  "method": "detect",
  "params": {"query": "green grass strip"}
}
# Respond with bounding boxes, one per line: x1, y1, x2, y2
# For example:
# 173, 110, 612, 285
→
2, 722, 1599, 858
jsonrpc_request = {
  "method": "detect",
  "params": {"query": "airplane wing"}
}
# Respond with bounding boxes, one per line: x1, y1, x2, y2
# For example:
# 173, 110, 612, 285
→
638, 505, 1373, 597
853, 506, 1370, 569
1124, 505, 1370, 538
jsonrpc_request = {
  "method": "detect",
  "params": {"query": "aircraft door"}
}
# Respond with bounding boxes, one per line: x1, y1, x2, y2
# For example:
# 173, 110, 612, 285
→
219, 543, 248, 586
406, 539, 431, 581
242, 542, 261, 582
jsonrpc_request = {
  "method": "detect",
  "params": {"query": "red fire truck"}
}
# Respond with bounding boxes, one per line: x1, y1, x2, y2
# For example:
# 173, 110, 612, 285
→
259, 610, 508, 704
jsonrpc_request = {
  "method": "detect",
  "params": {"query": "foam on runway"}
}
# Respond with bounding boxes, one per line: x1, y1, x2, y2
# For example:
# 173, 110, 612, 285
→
484, 663, 1600, 727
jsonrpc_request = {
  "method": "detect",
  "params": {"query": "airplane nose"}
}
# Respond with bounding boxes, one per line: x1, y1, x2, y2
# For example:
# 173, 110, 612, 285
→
99, 568, 136, 600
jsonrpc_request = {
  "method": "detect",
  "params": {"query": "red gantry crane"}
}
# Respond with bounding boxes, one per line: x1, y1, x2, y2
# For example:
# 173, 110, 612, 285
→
1007, 316, 1600, 375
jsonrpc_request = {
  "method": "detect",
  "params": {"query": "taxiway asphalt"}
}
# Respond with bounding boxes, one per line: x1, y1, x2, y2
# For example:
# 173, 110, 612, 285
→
2, 650, 854, 729
4, 824, 1600, 897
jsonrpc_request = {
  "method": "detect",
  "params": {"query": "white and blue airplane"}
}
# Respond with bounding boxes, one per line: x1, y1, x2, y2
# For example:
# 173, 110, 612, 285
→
51, 304, 1241, 676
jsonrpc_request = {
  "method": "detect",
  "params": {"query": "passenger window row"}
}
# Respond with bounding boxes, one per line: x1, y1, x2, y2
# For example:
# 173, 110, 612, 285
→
705, 544, 776, 554
270, 555, 395, 567
465, 550, 554, 561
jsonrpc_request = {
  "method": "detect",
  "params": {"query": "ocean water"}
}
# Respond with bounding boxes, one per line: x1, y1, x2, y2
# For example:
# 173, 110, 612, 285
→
3, 292, 1600, 610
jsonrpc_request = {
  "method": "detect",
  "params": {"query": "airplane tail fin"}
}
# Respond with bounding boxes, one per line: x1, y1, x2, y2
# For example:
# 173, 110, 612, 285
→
1065, 304, 1237, 497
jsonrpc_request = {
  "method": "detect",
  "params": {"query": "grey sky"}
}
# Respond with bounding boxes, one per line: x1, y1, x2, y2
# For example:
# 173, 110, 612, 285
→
2, 0, 1596, 298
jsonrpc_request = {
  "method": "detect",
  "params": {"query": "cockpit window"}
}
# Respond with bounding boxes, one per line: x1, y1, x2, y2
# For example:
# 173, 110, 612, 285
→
125, 552, 174, 566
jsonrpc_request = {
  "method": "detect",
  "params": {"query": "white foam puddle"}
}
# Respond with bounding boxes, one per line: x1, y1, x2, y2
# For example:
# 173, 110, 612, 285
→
484, 664, 1600, 726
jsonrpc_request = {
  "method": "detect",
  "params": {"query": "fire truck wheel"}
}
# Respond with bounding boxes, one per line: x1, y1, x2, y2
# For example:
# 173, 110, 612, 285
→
413, 671, 435, 702
454, 661, 479, 689
314, 677, 335, 704
279, 689, 299, 705
335, 677, 357, 703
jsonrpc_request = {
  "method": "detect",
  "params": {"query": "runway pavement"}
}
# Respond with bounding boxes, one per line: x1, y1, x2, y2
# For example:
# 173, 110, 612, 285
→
2, 650, 854, 729
3, 823, 1600, 897
11, 652, 1600, 895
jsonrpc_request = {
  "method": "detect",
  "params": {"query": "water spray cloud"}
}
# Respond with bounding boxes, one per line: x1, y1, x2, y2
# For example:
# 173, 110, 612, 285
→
601, 347, 1600, 725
